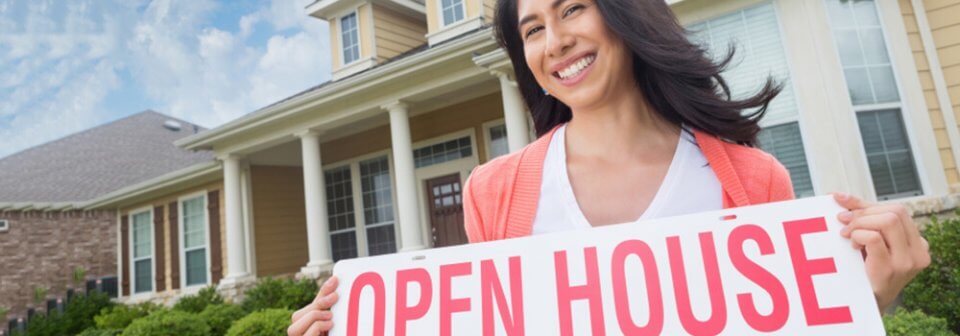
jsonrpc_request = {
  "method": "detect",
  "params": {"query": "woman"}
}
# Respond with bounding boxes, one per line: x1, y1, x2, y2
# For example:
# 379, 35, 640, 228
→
289, 0, 930, 334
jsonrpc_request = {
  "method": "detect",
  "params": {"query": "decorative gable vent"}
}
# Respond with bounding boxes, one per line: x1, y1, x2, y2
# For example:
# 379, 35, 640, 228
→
163, 120, 182, 132
0, 219, 8, 232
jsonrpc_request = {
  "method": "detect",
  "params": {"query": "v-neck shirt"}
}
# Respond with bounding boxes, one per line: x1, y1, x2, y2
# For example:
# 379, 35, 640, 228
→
531, 124, 723, 235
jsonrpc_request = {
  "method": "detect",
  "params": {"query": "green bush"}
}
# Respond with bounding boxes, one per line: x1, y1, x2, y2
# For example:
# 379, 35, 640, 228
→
76, 328, 121, 336
884, 308, 957, 336
200, 304, 246, 335
23, 311, 65, 336
120, 309, 210, 336
174, 286, 225, 313
94, 302, 161, 330
902, 214, 960, 333
225, 309, 292, 336
241, 278, 317, 313
22, 291, 115, 335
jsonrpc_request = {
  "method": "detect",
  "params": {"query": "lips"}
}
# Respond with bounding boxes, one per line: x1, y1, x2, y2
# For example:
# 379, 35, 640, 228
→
554, 54, 596, 80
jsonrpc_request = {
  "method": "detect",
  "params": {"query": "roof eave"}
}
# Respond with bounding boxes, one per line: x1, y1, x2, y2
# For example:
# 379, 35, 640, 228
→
80, 161, 222, 210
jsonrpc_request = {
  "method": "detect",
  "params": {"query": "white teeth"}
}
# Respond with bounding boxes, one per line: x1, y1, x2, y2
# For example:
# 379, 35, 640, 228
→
558, 55, 595, 80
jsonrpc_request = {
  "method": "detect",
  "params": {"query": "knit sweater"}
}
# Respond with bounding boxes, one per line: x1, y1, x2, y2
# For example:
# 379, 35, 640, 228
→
463, 126, 796, 243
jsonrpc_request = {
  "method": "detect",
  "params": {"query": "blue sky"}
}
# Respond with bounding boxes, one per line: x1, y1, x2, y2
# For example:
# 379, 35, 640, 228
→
0, 0, 332, 158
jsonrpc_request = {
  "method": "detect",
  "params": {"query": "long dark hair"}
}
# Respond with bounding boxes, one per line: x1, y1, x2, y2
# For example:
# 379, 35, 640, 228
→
494, 0, 782, 146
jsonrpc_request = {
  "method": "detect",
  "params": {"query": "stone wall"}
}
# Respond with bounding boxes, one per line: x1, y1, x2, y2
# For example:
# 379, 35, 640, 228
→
0, 210, 116, 318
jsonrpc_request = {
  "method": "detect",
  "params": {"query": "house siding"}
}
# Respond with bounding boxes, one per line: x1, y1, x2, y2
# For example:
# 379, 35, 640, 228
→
250, 165, 309, 277
900, 0, 960, 187
373, 4, 427, 62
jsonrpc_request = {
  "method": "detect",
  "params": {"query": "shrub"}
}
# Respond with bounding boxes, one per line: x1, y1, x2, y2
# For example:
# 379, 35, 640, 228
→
24, 291, 116, 335
199, 304, 246, 335
76, 328, 121, 336
884, 308, 957, 336
120, 309, 210, 336
174, 286, 225, 313
23, 311, 65, 336
241, 278, 317, 313
902, 214, 960, 333
94, 302, 161, 330
225, 309, 292, 336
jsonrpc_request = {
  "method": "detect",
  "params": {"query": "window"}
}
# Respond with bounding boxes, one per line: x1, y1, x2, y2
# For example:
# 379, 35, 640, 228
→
180, 195, 208, 287
0, 219, 8, 232
340, 12, 360, 64
325, 166, 358, 261
413, 136, 472, 168
359, 156, 397, 256
130, 210, 153, 294
440, 0, 465, 26
689, 3, 815, 197
488, 124, 509, 160
825, 0, 921, 199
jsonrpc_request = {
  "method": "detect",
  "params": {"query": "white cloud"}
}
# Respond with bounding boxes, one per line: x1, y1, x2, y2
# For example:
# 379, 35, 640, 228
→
0, 0, 333, 158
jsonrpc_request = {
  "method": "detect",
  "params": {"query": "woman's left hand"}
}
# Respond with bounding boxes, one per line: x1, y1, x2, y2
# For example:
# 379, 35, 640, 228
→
833, 192, 931, 311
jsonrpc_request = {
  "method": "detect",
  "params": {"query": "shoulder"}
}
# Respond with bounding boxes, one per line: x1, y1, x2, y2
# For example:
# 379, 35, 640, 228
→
720, 141, 795, 202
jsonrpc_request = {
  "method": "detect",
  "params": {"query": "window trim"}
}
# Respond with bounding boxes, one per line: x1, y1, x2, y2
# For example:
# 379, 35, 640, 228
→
338, 9, 362, 66
437, 0, 467, 28
178, 191, 212, 290
323, 149, 399, 259
411, 128, 477, 169
481, 119, 509, 162
0, 219, 8, 232
128, 206, 155, 297
821, 0, 931, 200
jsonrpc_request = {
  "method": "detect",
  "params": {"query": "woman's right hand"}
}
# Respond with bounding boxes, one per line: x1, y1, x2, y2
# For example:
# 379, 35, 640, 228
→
288, 276, 340, 336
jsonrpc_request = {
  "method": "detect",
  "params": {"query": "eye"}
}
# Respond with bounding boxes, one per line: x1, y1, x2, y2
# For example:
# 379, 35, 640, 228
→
524, 26, 543, 39
562, 4, 585, 18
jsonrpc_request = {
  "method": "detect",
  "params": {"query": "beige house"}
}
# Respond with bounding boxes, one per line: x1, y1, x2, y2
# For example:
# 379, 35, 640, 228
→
84, 0, 960, 302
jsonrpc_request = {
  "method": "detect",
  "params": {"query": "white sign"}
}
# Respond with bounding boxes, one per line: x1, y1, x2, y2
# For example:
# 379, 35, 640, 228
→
330, 196, 884, 335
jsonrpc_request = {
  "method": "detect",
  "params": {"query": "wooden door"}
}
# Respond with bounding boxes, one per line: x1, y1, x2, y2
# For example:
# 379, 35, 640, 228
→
426, 173, 468, 247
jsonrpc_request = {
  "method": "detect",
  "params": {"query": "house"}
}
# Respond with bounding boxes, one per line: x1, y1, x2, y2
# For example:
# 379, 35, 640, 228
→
55, 0, 960, 304
0, 111, 211, 316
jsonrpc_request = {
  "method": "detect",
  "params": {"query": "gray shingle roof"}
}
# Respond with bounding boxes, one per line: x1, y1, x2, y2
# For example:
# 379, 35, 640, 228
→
0, 110, 214, 202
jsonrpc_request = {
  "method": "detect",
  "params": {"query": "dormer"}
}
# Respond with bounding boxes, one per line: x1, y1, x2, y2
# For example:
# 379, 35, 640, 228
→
426, 0, 494, 45
308, 0, 428, 80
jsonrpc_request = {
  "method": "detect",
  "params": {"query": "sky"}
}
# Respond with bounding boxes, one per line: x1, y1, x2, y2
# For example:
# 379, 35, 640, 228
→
0, 0, 332, 159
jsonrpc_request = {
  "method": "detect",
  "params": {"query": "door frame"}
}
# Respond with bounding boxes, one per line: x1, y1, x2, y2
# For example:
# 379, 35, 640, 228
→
413, 129, 479, 248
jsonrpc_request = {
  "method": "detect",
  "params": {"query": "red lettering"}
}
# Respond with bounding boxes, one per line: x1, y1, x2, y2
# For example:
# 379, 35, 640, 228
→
395, 268, 433, 336
784, 217, 853, 326
728, 224, 789, 332
667, 233, 726, 336
481, 257, 525, 336
440, 262, 472, 336
347, 272, 386, 336
554, 247, 605, 336
611, 240, 663, 335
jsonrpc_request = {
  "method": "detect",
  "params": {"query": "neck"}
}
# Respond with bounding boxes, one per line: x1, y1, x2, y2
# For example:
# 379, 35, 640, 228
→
565, 87, 680, 161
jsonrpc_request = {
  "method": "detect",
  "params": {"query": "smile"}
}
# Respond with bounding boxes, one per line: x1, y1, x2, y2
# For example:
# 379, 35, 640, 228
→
554, 54, 596, 80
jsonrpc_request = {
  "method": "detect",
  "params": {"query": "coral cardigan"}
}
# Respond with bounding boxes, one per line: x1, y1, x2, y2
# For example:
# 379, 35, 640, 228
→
463, 126, 796, 243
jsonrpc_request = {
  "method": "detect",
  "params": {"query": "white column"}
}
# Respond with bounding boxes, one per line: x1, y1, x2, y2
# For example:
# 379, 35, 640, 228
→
298, 130, 334, 278
496, 71, 531, 152
384, 101, 427, 251
219, 154, 252, 286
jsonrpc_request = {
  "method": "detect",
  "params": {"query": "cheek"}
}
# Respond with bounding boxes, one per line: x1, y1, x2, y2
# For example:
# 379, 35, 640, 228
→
523, 43, 548, 84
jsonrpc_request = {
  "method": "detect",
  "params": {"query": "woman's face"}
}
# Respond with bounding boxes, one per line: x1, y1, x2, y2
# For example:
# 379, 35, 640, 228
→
516, 0, 632, 111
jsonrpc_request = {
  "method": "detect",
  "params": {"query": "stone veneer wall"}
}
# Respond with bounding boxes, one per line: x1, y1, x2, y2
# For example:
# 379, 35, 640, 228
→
0, 210, 116, 318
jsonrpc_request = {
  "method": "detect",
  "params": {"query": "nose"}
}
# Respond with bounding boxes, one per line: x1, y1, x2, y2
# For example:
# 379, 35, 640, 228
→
545, 22, 575, 58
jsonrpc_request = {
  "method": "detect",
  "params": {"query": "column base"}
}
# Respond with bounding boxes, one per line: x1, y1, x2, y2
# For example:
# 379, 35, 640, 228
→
296, 261, 335, 280
216, 274, 257, 303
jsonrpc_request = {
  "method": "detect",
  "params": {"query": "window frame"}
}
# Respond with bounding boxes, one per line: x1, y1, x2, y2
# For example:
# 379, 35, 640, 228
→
686, 1, 819, 197
482, 119, 509, 162
323, 149, 399, 260
437, 0, 467, 28
338, 10, 362, 66
178, 191, 212, 290
128, 206, 155, 296
0, 219, 8, 232
822, 0, 926, 200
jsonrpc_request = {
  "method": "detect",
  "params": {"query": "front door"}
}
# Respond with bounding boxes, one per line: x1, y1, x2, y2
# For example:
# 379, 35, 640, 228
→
426, 173, 468, 247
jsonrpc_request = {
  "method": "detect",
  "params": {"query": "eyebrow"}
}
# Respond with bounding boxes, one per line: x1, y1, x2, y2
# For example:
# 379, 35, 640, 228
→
518, 0, 568, 29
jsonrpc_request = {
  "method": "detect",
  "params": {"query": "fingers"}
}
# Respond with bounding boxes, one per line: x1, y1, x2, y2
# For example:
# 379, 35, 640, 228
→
305, 319, 333, 336
849, 229, 891, 264
840, 212, 909, 253
293, 277, 340, 322
288, 310, 333, 336
842, 204, 920, 243
833, 192, 873, 211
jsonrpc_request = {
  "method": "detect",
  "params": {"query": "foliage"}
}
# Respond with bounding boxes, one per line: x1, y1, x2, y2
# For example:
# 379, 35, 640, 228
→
23, 311, 64, 336
120, 309, 210, 336
225, 309, 292, 336
241, 278, 317, 313
73, 267, 87, 286
76, 328, 121, 336
173, 286, 225, 313
902, 214, 960, 333
884, 308, 957, 336
94, 302, 161, 330
22, 291, 116, 336
31, 287, 48, 304
199, 304, 246, 335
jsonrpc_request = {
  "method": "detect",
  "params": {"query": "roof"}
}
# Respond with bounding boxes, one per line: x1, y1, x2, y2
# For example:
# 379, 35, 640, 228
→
0, 110, 214, 203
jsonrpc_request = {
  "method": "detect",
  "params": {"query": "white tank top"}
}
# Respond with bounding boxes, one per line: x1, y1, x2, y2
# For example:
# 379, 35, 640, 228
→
531, 124, 723, 235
